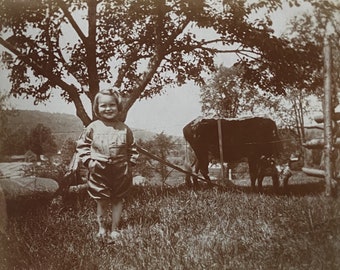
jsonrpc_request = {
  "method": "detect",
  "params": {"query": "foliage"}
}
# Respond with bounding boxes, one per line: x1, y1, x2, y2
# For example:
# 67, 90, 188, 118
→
134, 132, 178, 182
0, 0, 323, 125
285, 0, 340, 96
28, 123, 57, 157
277, 128, 301, 164
0, 109, 84, 151
60, 137, 77, 167
23, 160, 67, 184
0, 116, 59, 157
134, 138, 156, 179
200, 65, 281, 118
2, 175, 340, 269
282, 0, 340, 143
147, 132, 177, 182
0, 126, 29, 156
0, 93, 18, 155
199, 63, 323, 149
0, 93, 11, 135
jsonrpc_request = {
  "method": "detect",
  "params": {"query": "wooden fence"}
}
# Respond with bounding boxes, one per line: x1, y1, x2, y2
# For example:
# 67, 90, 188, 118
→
302, 33, 338, 196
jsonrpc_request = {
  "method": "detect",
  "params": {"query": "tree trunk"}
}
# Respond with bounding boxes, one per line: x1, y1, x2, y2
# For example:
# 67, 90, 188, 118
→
86, 0, 99, 104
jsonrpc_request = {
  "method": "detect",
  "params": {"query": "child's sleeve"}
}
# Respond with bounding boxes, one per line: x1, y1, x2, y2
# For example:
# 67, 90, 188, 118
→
76, 127, 93, 168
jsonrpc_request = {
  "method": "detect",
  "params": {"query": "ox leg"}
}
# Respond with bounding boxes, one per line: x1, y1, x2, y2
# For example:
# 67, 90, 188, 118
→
248, 159, 258, 192
190, 152, 212, 187
193, 162, 200, 187
200, 171, 212, 186
258, 175, 264, 193
283, 175, 290, 191
184, 163, 193, 187
272, 173, 279, 193
184, 159, 200, 188
282, 169, 292, 193
198, 162, 213, 187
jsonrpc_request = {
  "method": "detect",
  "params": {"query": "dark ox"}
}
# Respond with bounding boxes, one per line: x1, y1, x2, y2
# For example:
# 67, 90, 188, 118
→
183, 116, 282, 191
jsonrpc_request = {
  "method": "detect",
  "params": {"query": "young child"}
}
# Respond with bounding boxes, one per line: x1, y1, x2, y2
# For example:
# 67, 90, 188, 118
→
76, 89, 138, 243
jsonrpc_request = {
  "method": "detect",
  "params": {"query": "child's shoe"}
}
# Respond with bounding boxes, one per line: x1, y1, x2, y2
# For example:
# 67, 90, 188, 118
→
95, 228, 107, 242
107, 230, 120, 244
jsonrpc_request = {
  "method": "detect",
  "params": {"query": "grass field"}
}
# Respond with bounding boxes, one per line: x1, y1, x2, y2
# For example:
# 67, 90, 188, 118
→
1, 171, 339, 270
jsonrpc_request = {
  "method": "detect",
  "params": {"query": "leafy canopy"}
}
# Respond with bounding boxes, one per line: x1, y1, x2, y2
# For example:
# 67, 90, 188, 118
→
0, 0, 325, 125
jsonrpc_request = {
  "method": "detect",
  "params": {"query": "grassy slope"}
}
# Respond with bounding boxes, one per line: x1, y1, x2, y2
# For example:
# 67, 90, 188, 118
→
1, 174, 339, 270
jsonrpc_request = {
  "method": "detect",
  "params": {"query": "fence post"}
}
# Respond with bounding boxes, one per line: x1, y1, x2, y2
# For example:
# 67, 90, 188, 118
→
302, 23, 337, 197
323, 32, 334, 196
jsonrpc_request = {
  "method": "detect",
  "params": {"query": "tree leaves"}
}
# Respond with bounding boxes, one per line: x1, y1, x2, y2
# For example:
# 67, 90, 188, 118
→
0, 0, 327, 125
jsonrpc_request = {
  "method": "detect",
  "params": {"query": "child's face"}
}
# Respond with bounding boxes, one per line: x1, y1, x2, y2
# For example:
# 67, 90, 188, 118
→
97, 94, 119, 120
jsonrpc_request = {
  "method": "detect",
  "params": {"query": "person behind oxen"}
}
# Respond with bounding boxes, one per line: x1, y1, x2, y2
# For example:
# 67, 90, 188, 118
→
76, 88, 138, 243
257, 155, 280, 192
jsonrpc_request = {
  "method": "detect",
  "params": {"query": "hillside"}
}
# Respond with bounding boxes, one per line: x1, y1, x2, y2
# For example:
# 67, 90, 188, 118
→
3, 110, 83, 134
2, 110, 84, 146
1, 110, 179, 147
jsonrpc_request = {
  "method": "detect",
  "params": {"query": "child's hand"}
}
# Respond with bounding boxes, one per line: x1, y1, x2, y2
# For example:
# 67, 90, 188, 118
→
130, 156, 137, 166
83, 159, 91, 168
130, 160, 137, 167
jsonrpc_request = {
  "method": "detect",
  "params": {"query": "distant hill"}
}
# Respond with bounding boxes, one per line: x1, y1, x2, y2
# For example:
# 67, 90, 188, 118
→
2, 110, 84, 146
2, 110, 175, 147
3, 109, 83, 133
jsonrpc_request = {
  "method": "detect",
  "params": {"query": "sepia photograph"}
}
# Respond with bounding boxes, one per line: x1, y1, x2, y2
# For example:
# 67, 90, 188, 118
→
0, 0, 339, 269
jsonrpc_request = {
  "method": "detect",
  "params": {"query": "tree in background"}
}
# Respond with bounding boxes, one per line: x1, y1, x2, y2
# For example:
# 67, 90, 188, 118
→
0, 127, 29, 156
152, 132, 177, 182
134, 133, 177, 183
0, 121, 58, 158
201, 0, 339, 143
60, 137, 76, 166
0, 94, 11, 156
200, 65, 281, 118
28, 123, 57, 158
0, 94, 9, 134
0, 94, 28, 157
0, 0, 324, 125
134, 138, 156, 179
283, 1, 340, 144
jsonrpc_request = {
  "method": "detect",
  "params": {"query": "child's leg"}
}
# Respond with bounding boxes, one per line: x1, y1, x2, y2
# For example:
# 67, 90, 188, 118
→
96, 199, 109, 236
111, 199, 123, 233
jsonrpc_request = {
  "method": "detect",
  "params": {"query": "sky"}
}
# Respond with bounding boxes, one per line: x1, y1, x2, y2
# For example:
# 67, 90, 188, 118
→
0, 2, 312, 136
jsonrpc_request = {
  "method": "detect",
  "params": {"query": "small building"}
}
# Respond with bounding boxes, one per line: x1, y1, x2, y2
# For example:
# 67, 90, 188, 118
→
24, 150, 37, 162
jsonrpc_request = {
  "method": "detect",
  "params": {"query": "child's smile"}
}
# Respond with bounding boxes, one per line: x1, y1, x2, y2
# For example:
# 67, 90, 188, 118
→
97, 95, 119, 120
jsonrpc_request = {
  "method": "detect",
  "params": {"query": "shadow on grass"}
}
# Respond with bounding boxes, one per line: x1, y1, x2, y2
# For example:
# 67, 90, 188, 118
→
233, 181, 326, 197
6, 196, 53, 217
5, 190, 93, 218
137, 178, 328, 198
219, 180, 328, 197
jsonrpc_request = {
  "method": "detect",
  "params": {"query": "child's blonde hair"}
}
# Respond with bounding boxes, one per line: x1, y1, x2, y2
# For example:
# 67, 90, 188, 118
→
93, 88, 122, 118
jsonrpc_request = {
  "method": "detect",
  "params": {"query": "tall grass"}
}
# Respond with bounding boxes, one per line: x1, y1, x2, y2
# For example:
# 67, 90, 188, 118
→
1, 180, 339, 270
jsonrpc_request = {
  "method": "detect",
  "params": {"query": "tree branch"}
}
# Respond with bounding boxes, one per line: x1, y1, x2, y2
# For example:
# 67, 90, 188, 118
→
164, 18, 191, 50
55, 0, 88, 45
121, 53, 163, 120
0, 37, 91, 125
115, 48, 154, 88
